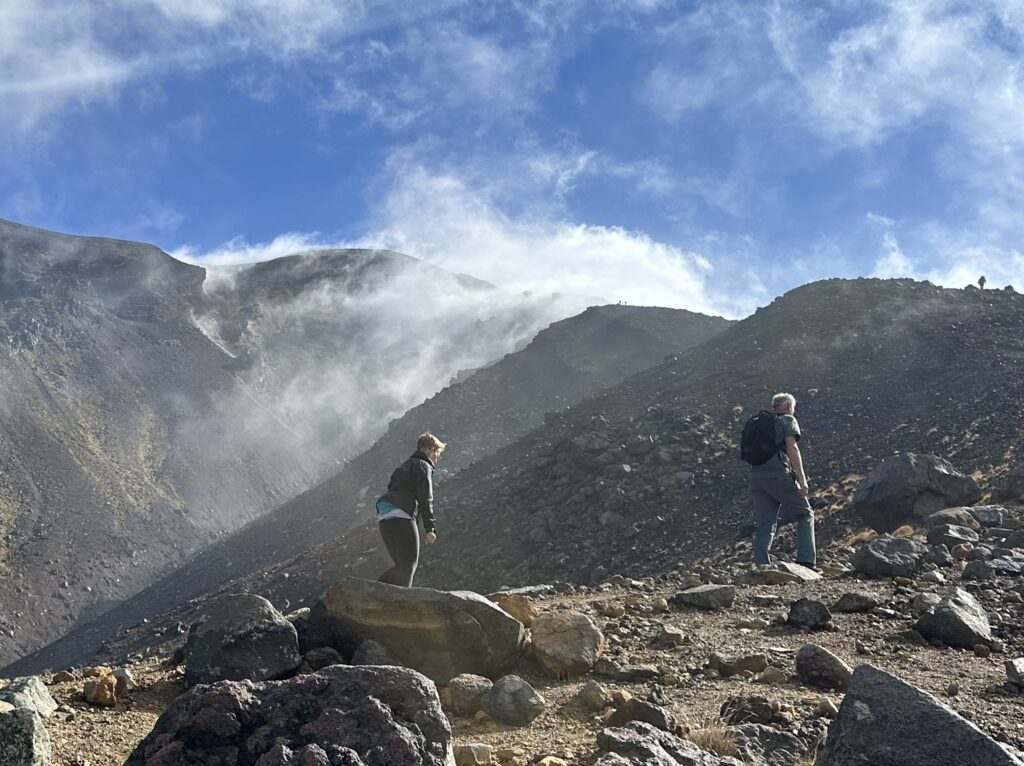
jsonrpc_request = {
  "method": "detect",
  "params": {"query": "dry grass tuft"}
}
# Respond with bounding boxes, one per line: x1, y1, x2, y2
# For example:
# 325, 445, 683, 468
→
892, 524, 916, 538
683, 717, 737, 758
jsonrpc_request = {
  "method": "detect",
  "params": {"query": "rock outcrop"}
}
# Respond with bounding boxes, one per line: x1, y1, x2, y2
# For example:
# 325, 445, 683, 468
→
125, 664, 454, 766
852, 454, 981, 533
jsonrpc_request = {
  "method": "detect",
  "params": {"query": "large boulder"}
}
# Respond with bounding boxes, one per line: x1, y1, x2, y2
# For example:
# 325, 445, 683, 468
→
530, 610, 605, 679
993, 462, 1024, 503
851, 536, 929, 579
125, 664, 454, 766
184, 593, 300, 688
308, 578, 525, 684
852, 454, 981, 533
914, 588, 992, 649
0, 678, 57, 719
815, 664, 1024, 765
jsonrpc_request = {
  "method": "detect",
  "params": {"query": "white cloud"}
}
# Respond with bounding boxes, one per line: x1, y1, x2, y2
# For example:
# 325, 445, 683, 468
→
171, 232, 338, 266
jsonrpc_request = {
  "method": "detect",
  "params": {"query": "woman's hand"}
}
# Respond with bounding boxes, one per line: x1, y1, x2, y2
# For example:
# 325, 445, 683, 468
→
425, 532, 437, 545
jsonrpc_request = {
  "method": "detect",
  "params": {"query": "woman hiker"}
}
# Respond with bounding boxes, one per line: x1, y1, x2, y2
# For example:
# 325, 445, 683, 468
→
375, 432, 446, 587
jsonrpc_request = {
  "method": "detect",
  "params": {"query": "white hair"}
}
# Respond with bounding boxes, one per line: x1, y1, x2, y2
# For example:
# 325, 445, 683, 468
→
772, 392, 796, 412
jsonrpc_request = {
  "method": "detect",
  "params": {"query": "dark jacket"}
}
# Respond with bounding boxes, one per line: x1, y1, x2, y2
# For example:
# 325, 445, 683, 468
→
377, 451, 436, 533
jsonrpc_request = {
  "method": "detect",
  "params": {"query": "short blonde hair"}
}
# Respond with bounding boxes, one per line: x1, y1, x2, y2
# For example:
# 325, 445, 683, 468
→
417, 432, 446, 455
772, 392, 796, 412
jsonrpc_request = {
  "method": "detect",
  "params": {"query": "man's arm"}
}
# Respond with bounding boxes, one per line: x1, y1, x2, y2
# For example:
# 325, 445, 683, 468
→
414, 462, 437, 542
785, 435, 809, 497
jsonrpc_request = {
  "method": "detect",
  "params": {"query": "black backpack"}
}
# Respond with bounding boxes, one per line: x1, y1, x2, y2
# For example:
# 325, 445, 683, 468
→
740, 410, 780, 465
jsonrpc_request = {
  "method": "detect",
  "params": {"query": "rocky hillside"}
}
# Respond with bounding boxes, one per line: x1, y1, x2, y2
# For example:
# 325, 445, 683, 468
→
175, 277, 1024, 613
0, 219, 592, 667
4, 303, 729, 676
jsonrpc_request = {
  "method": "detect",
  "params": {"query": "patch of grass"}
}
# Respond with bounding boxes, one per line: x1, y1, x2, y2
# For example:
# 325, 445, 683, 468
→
682, 716, 737, 758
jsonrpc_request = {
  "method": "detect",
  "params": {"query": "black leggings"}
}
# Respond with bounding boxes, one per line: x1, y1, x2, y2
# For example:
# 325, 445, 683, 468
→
378, 518, 420, 587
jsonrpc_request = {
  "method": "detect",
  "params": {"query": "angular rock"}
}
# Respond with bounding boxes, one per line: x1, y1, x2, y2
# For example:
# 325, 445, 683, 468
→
596, 721, 740, 765
1007, 659, 1024, 687
607, 699, 679, 733
833, 593, 880, 613
815, 664, 1024, 765
993, 463, 1024, 503
720, 695, 781, 725
125, 664, 452, 766
927, 524, 980, 548
670, 584, 736, 611
852, 535, 929, 579
1004, 530, 1024, 550
308, 578, 524, 684
0, 677, 58, 719
731, 724, 806, 766
446, 674, 493, 718
709, 653, 769, 678
991, 557, 1024, 576
853, 453, 981, 533
479, 675, 545, 727
184, 593, 300, 688
531, 610, 605, 679
962, 560, 996, 581
969, 506, 1007, 528
84, 675, 117, 707
926, 508, 980, 530
795, 644, 853, 691
488, 593, 539, 627
577, 680, 611, 711
787, 599, 832, 631
0, 701, 52, 766
910, 593, 942, 615
914, 588, 992, 649
740, 562, 823, 586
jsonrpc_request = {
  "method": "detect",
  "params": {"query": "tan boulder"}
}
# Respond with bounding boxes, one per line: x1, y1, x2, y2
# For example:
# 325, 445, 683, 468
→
531, 610, 605, 679
84, 674, 118, 707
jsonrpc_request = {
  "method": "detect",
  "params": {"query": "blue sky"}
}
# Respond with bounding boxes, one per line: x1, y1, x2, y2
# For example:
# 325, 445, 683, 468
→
3, 0, 1024, 316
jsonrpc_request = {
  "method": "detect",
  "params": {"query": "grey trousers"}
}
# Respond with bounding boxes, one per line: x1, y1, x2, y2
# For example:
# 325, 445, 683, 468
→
750, 471, 816, 566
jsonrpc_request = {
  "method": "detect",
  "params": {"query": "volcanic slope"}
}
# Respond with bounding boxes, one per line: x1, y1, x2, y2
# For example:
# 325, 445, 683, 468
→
0, 219, 585, 667
187, 277, 1024, 619
4, 305, 730, 675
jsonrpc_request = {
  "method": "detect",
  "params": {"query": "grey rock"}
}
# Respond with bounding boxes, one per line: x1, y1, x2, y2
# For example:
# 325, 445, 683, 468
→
0, 677, 58, 719
184, 593, 300, 687
125, 664, 453, 766
671, 584, 736, 611
853, 454, 981, 533
970, 506, 1008, 528
607, 699, 679, 733
307, 577, 524, 684
925, 544, 955, 568
351, 639, 399, 666
302, 646, 345, 671
596, 721, 742, 765
927, 525, 980, 548
732, 723, 806, 766
925, 508, 980, 529
740, 562, 822, 586
962, 560, 996, 581
914, 588, 992, 649
0, 702, 52, 766
1004, 529, 1024, 550
1007, 658, 1024, 687
852, 536, 929, 579
910, 593, 942, 615
833, 593, 880, 613
795, 644, 853, 691
479, 675, 545, 727
787, 599, 832, 631
991, 557, 1024, 576
815, 664, 1024, 765
577, 679, 612, 711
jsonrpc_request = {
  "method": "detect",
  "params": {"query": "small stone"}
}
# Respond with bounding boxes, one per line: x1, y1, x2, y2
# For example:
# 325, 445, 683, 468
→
947, 681, 960, 696
454, 743, 492, 765
447, 674, 493, 717
670, 584, 736, 610
112, 668, 135, 699
489, 593, 539, 627
816, 697, 839, 717
603, 603, 626, 618
1006, 658, 1024, 687
796, 644, 854, 691
657, 625, 686, 647
480, 675, 546, 727
576, 680, 611, 712
833, 593, 880, 613
787, 599, 832, 631
975, 644, 992, 658
893, 576, 914, 586
755, 666, 788, 685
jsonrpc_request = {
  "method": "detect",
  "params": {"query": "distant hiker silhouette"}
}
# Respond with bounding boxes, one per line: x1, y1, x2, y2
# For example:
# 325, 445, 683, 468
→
375, 432, 445, 586
740, 393, 817, 571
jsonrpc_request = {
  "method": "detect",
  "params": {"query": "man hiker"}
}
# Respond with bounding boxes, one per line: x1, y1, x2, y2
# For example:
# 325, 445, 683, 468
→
742, 392, 817, 570
375, 432, 445, 587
